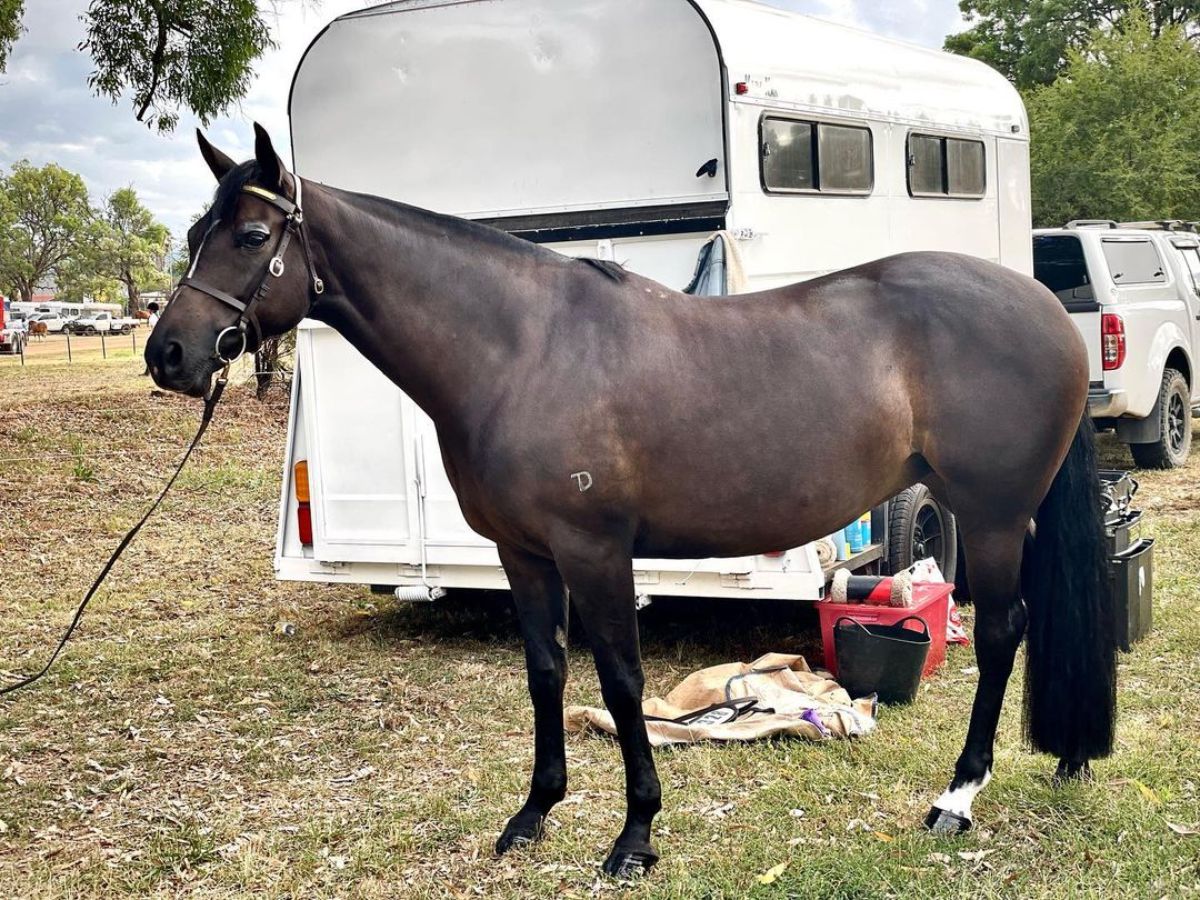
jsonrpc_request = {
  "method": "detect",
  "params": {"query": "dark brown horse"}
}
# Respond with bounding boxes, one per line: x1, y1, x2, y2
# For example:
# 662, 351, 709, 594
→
147, 126, 1116, 878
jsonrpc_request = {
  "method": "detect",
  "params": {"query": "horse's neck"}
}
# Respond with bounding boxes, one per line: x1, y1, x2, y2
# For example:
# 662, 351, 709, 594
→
304, 183, 546, 430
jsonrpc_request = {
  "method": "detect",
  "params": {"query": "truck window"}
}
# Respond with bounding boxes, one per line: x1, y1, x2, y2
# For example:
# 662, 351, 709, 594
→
1102, 239, 1166, 285
761, 117, 872, 194
1174, 245, 1200, 293
1033, 234, 1094, 309
908, 133, 986, 198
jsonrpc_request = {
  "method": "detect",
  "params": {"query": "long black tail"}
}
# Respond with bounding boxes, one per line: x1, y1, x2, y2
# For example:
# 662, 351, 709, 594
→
1023, 416, 1116, 761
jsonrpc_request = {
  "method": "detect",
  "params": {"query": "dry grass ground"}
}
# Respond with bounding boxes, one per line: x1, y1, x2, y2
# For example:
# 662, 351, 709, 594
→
1, 358, 1198, 899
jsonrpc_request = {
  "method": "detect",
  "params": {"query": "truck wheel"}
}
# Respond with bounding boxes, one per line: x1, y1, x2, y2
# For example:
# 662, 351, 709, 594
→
85, 326, 96, 336
888, 484, 958, 583
1130, 368, 1191, 469
120, 325, 131, 334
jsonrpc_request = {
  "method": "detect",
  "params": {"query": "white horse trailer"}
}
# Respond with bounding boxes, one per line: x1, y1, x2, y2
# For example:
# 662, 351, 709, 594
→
276, 0, 1031, 602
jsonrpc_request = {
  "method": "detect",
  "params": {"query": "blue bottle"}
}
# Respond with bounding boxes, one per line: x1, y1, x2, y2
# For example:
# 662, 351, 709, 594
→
831, 529, 848, 561
845, 519, 864, 553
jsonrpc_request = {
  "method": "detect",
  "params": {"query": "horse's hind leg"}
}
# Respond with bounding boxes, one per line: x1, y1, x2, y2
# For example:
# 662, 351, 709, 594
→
926, 518, 1028, 834
553, 536, 661, 878
495, 546, 570, 854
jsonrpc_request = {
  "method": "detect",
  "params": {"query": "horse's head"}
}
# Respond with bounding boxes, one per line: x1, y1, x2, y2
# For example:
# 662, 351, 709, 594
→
146, 124, 320, 397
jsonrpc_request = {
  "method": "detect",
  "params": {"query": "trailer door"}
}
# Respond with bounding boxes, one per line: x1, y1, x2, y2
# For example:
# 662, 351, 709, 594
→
299, 325, 423, 565
996, 138, 1033, 276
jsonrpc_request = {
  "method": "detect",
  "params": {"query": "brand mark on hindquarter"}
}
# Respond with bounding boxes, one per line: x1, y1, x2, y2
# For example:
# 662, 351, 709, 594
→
571, 471, 594, 493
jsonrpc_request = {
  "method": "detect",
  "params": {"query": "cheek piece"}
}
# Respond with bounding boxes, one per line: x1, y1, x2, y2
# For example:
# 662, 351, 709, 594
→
174, 177, 325, 366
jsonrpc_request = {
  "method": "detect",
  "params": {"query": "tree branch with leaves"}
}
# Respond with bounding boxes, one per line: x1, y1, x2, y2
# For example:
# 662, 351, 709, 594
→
80, 0, 277, 133
946, 0, 1200, 87
0, 1, 304, 133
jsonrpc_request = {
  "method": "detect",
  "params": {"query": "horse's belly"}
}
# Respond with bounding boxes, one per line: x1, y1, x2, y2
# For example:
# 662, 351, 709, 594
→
629, 420, 923, 559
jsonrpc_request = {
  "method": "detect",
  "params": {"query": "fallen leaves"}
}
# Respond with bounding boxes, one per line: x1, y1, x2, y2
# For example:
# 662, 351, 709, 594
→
1111, 778, 1162, 805
756, 861, 789, 884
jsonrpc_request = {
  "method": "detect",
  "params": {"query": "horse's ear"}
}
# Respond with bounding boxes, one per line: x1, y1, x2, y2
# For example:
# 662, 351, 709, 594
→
196, 129, 236, 182
253, 122, 286, 191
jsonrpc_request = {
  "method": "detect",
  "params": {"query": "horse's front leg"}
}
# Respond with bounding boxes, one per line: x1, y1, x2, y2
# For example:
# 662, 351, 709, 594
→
495, 545, 570, 854
554, 537, 661, 878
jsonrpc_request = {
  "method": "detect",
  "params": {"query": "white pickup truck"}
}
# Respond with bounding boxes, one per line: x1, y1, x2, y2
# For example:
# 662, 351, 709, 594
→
67, 311, 140, 335
1033, 221, 1200, 468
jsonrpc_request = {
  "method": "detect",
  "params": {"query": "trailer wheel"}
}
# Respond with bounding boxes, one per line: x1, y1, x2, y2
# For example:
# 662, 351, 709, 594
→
120, 324, 131, 335
888, 484, 957, 583
1130, 368, 1191, 469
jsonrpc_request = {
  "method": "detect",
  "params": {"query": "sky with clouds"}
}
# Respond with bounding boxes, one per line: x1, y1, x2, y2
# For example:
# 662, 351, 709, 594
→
0, 0, 965, 238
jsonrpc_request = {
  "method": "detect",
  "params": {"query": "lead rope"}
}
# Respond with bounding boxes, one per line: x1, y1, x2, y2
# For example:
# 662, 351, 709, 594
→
0, 365, 231, 699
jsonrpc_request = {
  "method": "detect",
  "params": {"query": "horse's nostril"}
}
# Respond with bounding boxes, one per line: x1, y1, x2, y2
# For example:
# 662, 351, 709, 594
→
163, 340, 184, 372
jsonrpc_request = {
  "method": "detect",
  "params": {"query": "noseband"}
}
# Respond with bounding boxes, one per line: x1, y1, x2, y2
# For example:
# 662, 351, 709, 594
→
175, 177, 325, 365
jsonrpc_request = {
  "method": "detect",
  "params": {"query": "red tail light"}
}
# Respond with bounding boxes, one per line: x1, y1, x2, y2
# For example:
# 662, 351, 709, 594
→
294, 460, 313, 546
1101, 314, 1126, 370
297, 504, 313, 546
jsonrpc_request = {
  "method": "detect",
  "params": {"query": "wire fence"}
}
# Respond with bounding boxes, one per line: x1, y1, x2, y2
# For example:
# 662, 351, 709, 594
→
0, 330, 145, 366
0, 349, 290, 469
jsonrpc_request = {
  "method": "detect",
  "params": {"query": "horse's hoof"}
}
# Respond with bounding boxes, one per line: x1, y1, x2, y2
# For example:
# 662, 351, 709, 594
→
924, 806, 972, 835
602, 843, 659, 879
495, 816, 544, 855
1053, 759, 1092, 786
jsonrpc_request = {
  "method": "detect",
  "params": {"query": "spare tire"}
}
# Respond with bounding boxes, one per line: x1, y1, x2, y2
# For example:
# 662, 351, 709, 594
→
888, 484, 957, 583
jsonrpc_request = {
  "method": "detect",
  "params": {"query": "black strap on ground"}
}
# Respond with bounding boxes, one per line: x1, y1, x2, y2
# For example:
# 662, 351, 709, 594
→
0, 373, 229, 699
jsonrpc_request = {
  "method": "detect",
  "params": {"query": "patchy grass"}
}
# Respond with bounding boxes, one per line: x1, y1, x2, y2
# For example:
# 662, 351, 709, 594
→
1, 359, 1198, 899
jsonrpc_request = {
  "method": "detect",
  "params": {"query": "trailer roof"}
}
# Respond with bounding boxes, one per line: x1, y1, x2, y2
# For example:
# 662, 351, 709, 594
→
695, 0, 1025, 135
324, 0, 1026, 137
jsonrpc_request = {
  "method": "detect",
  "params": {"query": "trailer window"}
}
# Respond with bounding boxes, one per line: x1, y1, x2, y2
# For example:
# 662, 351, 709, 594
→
909, 135, 943, 195
761, 117, 872, 194
818, 124, 873, 192
908, 133, 986, 198
762, 119, 814, 191
946, 139, 986, 196
1102, 239, 1166, 285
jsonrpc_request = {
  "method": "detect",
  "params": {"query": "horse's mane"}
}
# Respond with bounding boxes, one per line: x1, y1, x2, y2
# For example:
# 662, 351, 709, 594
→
579, 258, 628, 283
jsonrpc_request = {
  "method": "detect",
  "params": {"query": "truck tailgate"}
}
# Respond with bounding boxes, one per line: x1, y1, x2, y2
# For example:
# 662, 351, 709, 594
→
1070, 309, 1103, 382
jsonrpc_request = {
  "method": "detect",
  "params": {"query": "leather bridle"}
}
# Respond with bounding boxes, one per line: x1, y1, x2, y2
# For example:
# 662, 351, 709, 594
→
176, 177, 325, 366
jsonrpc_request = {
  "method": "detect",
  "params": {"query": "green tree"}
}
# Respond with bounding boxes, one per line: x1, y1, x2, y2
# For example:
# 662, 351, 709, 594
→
54, 221, 123, 304
1025, 12, 1200, 226
94, 187, 172, 312
0, 0, 22, 72
0, 161, 93, 304
0, 1, 292, 133
946, 0, 1200, 87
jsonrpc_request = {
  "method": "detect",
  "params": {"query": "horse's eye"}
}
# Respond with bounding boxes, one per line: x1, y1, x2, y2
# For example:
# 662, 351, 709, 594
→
241, 230, 269, 249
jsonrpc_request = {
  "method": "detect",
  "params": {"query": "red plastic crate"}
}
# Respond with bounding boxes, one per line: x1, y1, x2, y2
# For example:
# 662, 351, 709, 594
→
818, 582, 953, 679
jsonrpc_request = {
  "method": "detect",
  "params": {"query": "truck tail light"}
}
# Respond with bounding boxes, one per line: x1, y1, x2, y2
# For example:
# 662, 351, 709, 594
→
1102, 314, 1126, 370
294, 460, 312, 546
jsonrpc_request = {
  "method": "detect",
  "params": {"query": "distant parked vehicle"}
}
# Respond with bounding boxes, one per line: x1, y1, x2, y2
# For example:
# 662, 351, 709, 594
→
1033, 219, 1200, 468
29, 312, 68, 333
67, 311, 141, 335
0, 305, 22, 355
